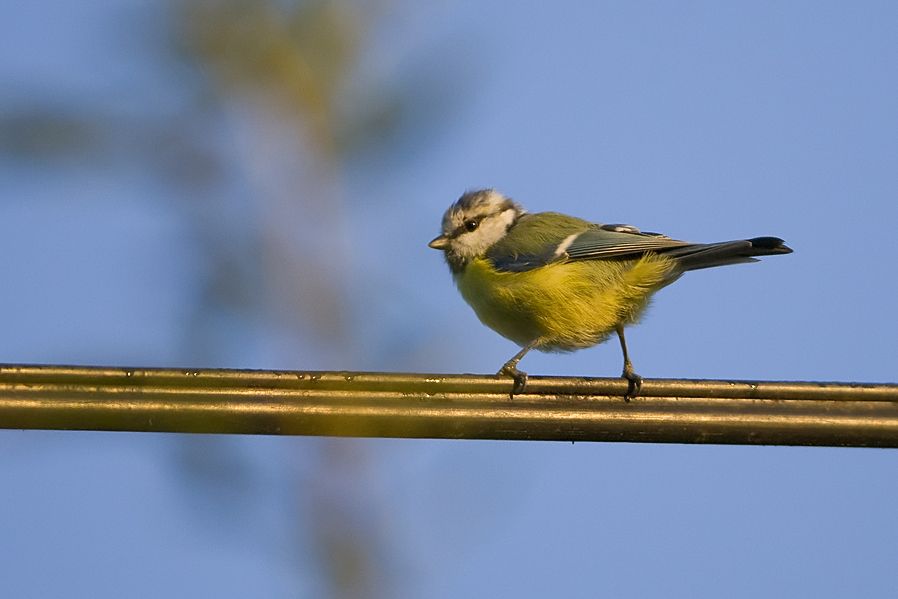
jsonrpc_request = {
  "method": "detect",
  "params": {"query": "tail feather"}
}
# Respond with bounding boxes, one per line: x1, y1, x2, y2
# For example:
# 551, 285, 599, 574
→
666, 237, 792, 272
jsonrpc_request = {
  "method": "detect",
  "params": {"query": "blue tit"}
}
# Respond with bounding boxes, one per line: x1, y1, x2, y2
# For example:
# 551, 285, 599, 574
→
428, 189, 792, 398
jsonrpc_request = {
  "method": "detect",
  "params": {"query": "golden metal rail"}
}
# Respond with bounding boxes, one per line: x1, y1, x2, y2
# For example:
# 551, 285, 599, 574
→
0, 364, 896, 447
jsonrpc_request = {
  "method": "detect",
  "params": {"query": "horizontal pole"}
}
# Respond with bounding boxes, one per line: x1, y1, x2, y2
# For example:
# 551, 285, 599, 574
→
0, 364, 896, 447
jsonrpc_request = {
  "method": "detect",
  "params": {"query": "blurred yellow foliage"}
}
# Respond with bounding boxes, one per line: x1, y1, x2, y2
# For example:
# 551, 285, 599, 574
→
181, 0, 367, 155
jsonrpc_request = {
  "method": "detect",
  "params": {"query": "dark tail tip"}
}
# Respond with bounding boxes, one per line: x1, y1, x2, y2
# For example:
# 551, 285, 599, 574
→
748, 236, 793, 255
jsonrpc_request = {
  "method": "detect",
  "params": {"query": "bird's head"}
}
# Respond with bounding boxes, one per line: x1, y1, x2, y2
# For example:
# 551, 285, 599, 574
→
429, 189, 525, 272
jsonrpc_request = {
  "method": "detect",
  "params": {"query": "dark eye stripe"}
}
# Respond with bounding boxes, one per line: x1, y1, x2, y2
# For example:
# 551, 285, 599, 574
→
449, 217, 481, 238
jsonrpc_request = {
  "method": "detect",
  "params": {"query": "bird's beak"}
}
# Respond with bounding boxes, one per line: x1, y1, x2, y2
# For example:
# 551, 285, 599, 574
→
428, 235, 450, 250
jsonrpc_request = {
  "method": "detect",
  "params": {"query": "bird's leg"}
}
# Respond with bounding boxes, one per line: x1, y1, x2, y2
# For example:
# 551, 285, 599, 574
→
498, 341, 538, 397
616, 326, 642, 401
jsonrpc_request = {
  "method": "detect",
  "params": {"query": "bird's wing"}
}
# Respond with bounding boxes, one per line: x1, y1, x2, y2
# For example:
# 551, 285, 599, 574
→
487, 215, 690, 272
567, 227, 792, 271
563, 224, 692, 261
486, 212, 591, 272
487, 214, 791, 273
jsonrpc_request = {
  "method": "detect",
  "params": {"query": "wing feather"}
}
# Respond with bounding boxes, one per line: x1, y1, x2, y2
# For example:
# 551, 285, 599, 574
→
564, 227, 691, 261
485, 213, 791, 273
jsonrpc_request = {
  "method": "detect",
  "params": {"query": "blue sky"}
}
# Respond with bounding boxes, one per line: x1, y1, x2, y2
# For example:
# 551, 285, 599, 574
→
1, 2, 896, 597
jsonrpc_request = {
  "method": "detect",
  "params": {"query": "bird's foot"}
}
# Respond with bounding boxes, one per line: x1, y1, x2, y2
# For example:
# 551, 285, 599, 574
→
497, 363, 528, 398
621, 364, 642, 401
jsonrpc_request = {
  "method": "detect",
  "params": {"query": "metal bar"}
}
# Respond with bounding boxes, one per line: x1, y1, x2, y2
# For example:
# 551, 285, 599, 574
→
0, 364, 896, 447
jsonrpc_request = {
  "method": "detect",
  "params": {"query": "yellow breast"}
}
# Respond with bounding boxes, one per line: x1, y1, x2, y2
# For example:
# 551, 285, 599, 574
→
454, 254, 678, 351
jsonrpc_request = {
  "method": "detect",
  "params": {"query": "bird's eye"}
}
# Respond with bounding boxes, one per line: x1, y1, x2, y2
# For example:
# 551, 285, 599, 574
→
464, 219, 480, 232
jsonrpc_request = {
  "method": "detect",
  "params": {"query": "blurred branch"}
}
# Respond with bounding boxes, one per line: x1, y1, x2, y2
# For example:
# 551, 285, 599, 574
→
0, 3, 467, 596
1, 364, 896, 448
178, 0, 388, 158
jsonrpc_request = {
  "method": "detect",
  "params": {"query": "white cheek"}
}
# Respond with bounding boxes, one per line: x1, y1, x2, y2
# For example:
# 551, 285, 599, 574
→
453, 235, 475, 252
452, 232, 488, 258
450, 207, 519, 258
478, 208, 517, 244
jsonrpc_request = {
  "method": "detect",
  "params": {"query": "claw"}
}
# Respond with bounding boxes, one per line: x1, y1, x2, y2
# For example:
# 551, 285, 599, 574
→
498, 364, 528, 398
622, 365, 642, 401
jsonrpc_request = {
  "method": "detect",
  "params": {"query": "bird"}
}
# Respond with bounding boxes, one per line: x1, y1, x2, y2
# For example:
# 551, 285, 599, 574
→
428, 189, 792, 399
